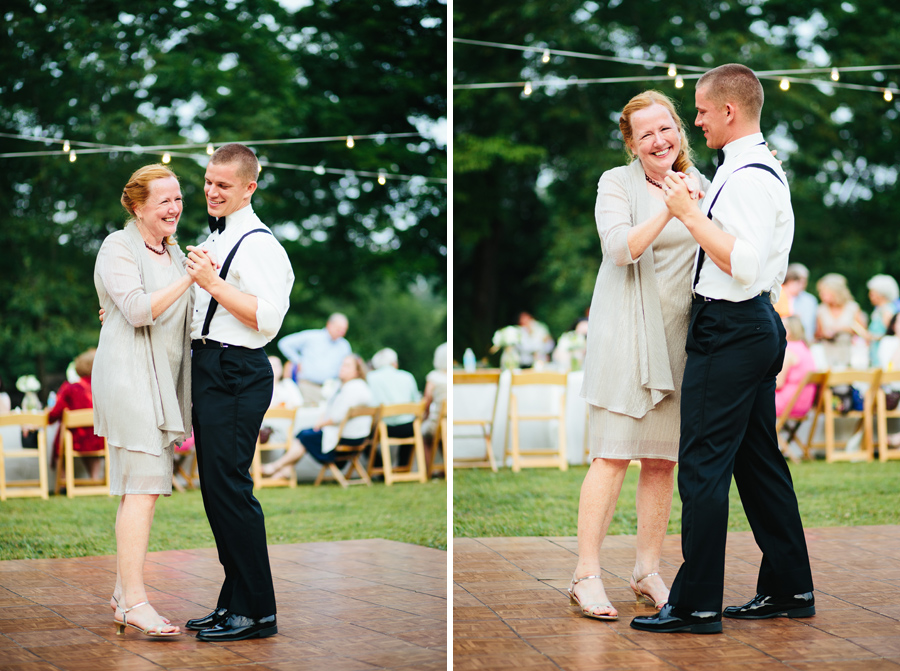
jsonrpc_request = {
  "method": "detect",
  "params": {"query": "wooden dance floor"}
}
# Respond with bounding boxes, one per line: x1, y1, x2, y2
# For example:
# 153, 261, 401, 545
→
0, 539, 447, 670
455, 526, 900, 670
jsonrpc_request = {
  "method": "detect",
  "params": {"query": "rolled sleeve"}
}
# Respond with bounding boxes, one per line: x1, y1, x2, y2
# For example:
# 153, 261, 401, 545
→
730, 239, 760, 288
233, 235, 294, 336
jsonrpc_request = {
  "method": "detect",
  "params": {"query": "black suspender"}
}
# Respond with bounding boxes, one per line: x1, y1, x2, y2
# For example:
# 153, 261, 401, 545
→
200, 228, 272, 340
692, 162, 786, 290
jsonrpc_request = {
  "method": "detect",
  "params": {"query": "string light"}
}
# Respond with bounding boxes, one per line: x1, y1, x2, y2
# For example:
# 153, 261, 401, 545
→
885, 88, 894, 102
675, 75, 684, 89
780, 79, 790, 91
345, 135, 355, 148
541, 49, 550, 63
523, 81, 533, 96
667, 63, 677, 77
831, 67, 840, 82
68, 151, 76, 162
62, 140, 70, 152
206, 143, 214, 155
162, 152, 171, 163
377, 170, 387, 185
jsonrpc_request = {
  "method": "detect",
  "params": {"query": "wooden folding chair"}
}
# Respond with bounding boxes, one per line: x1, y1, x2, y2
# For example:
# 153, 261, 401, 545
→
56, 408, 110, 498
775, 371, 827, 462
368, 401, 428, 485
315, 405, 379, 487
452, 371, 500, 472
504, 370, 568, 472
806, 369, 881, 462
427, 399, 447, 479
0, 412, 50, 501
251, 407, 298, 488
876, 369, 900, 462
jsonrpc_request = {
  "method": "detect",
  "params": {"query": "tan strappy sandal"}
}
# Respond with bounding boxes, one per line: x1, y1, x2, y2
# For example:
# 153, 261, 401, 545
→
568, 574, 618, 621
630, 571, 668, 610
115, 601, 181, 637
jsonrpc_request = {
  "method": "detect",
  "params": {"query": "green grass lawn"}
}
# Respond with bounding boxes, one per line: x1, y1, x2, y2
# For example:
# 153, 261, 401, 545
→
0, 480, 447, 561
453, 461, 900, 538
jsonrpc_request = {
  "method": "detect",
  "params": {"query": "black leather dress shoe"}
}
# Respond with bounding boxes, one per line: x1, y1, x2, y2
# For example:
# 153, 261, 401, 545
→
631, 603, 722, 634
185, 607, 229, 631
196, 613, 277, 642
724, 592, 815, 619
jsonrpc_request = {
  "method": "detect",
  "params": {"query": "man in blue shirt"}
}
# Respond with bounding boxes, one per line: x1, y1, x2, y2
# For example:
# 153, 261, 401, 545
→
276, 313, 351, 403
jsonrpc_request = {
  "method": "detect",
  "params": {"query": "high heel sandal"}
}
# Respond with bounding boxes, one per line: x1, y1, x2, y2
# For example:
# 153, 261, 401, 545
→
112, 595, 171, 625
115, 601, 181, 637
568, 574, 618, 621
630, 572, 668, 610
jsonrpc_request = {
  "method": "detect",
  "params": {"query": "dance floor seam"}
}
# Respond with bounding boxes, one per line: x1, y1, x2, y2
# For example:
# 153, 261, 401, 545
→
0, 538, 447, 671
454, 526, 900, 670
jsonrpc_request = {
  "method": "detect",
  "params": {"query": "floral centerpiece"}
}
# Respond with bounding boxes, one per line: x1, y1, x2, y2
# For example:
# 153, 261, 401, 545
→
553, 330, 588, 372
490, 325, 523, 370
16, 374, 41, 411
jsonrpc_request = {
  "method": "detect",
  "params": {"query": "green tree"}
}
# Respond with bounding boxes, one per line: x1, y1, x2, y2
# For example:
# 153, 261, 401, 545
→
0, 0, 447, 397
454, 0, 900, 359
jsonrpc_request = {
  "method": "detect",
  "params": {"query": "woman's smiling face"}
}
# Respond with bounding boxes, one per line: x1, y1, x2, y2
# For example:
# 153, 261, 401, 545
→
628, 103, 681, 177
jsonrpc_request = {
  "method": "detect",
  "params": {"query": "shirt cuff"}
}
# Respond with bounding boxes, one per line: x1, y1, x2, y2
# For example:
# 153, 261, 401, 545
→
730, 239, 760, 288
256, 297, 284, 339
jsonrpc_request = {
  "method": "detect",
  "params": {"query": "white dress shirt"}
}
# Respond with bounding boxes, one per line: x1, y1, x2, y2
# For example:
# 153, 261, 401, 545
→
694, 132, 794, 303
190, 203, 294, 347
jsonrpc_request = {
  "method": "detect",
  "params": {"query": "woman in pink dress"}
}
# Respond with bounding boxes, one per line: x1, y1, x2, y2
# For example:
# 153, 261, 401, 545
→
775, 316, 817, 418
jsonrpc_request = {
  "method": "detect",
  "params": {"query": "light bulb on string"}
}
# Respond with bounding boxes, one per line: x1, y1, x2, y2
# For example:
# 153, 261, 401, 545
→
206, 143, 214, 155
314, 164, 326, 175
667, 63, 677, 77
346, 135, 355, 148
68, 150, 77, 162
541, 49, 550, 63
523, 81, 533, 96
162, 152, 171, 164
675, 75, 684, 89
831, 67, 840, 82
885, 88, 894, 102
780, 79, 790, 91
62, 140, 70, 153
377, 170, 387, 185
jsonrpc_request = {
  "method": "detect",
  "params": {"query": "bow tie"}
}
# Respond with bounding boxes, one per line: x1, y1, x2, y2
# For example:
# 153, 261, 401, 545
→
208, 215, 226, 234
716, 149, 725, 166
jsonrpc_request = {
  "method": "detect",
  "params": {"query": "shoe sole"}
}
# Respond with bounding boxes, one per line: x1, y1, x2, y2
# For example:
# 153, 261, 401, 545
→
197, 625, 278, 642
630, 620, 722, 634
724, 606, 815, 620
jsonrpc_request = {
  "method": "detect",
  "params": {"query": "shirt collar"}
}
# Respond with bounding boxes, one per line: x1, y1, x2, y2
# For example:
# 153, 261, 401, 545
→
223, 203, 255, 230
720, 132, 765, 163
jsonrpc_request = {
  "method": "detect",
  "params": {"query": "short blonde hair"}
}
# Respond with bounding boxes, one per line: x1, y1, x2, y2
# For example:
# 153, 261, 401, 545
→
74, 348, 96, 379
867, 274, 900, 303
696, 63, 764, 122
210, 143, 260, 185
620, 90, 694, 173
817, 273, 854, 307
345, 354, 368, 381
783, 316, 807, 344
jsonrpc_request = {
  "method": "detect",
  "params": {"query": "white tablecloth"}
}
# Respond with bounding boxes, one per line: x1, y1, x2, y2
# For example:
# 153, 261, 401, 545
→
453, 370, 588, 467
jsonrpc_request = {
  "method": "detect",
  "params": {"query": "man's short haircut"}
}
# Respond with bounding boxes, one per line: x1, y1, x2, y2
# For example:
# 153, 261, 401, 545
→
372, 348, 399, 369
210, 143, 260, 184
697, 63, 764, 121
785, 263, 810, 283
327, 312, 348, 326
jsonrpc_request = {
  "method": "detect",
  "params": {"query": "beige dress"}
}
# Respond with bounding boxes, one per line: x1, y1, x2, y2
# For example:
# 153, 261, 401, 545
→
93, 222, 192, 495
581, 160, 708, 461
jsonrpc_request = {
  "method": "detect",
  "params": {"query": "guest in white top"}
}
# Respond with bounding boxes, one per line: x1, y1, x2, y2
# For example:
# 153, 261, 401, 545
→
262, 355, 373, 479
185, 143, 293, 642
276, 314, 351, 403
421, 342, 448, 465
260, 356, 303, 444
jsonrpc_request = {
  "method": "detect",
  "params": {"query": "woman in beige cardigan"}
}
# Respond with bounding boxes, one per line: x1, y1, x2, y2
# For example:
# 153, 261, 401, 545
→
571, 91, 709, 621
93, 164, 193, 637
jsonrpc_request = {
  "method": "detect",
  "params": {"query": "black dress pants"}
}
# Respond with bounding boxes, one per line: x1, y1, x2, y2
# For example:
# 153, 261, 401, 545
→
667, 295, 814, 614
192, 346, 276, 618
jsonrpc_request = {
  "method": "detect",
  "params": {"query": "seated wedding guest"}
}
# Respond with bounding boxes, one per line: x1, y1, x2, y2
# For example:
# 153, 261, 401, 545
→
261, 354, 372, 479
774, 263, 818, 342
421, 343, 448, 463
816, 273, 867, 368
48, 348, 105, 481
276, 313, 351, 404
517, 311, 554, 368
775, 317, 817, 420
367, 348, 420, 465
866, 274, 900, 366
259, 356, 304, 446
